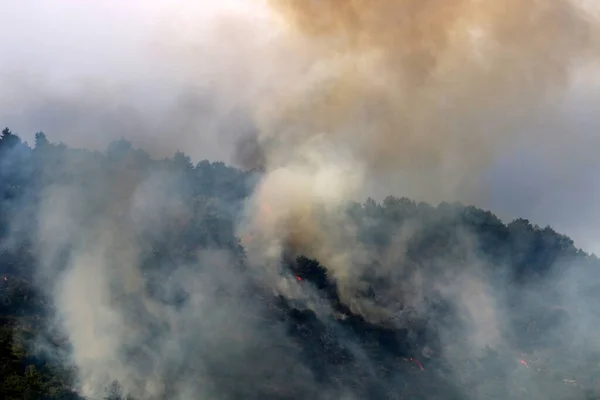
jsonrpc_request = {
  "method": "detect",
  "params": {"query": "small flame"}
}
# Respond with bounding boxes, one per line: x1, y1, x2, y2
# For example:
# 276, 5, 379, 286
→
295, 276, 303, 281
520, 359, 529, 368
409, 357, 424, 371
260, 203, 273, 217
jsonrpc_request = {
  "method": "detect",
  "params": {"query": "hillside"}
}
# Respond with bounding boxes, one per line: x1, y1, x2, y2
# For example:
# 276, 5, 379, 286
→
1, 127, 600, 400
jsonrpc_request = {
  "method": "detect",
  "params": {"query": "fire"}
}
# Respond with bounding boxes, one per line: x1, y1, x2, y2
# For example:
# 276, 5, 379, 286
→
260, 203, 273, 217
242, 235, 254, 245
409, 357, 424, 371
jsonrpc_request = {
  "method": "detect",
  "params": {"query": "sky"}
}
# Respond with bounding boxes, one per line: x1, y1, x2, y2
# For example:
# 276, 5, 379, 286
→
0, 0, 599, 254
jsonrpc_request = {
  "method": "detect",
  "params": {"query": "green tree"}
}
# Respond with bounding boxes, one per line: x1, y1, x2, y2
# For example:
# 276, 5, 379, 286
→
0, 127, 21, 149
34, 132, 50, 149
104, 380, 137, 400
24, 364, 41, 388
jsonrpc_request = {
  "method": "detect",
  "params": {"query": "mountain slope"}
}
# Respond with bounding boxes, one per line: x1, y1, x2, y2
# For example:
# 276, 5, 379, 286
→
1, 128, 599, 399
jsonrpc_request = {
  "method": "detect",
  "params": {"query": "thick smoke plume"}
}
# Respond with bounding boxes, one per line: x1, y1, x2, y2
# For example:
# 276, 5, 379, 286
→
259, 0, 597, 192
2, 1, 600, 399
242, 0, 600, 317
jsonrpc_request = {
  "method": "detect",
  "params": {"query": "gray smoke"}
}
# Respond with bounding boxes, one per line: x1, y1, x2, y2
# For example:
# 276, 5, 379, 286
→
2, 1, 600, 399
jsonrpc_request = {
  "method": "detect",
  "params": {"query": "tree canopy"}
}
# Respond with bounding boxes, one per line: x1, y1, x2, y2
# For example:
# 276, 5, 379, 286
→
0, 128, 598, 399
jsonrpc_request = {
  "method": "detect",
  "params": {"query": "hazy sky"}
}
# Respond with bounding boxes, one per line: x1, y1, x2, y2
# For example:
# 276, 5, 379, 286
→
0, 0, 599, 253
0, 0, 269, 159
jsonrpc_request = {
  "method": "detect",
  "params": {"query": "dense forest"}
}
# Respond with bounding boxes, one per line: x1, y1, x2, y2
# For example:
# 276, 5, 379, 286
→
1, 126, 600, 400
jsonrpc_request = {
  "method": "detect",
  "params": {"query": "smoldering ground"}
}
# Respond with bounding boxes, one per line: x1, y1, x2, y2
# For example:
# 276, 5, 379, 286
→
1, 0, 600, 399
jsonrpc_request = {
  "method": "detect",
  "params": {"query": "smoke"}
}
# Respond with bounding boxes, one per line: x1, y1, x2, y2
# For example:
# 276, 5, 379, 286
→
2, 0, 600, 399
259, 0, 598, 195
241, 0, 599, 319
0, 75, 255, 162
0, 1, 268, 163
234, 2, 600, 396
26, 153, 325, 399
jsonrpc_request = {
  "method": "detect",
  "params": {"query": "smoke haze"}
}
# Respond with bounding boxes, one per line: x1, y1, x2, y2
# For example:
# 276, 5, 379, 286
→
256, 0, 599, 199
1, 1, 600, 399
241, 0, 600, 314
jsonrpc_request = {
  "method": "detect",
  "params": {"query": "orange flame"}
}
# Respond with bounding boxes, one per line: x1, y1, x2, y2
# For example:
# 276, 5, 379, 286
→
242, 235, 254, 245
409, 357, 424, 371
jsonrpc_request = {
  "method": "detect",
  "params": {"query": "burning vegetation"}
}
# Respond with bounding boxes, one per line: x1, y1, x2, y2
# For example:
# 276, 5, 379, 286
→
1, 0, 600, 399
1, 129, 600, 399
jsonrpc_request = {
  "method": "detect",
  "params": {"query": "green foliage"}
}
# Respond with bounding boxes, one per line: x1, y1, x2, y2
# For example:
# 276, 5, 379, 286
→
0, 323, 79, 399
0, 127, 23, 154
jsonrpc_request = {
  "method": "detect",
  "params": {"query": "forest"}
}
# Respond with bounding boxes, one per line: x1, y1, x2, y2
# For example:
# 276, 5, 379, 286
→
1, 126, 599, 400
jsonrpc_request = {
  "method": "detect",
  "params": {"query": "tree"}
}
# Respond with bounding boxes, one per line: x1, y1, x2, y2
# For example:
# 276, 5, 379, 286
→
104, 380, 137, 400
0, 127, 21, 150
23, 365, 41, 399
1, 127, 12, 140
173, 151, 193, 170
24, 365, 41, 387
104, 380, 123, 400
34, 132, 50, 149
106, 139, 133, 161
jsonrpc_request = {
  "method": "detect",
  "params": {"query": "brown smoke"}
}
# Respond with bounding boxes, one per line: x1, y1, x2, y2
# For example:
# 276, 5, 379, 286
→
258, 0, 597, 198
241, 0, 599, 317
